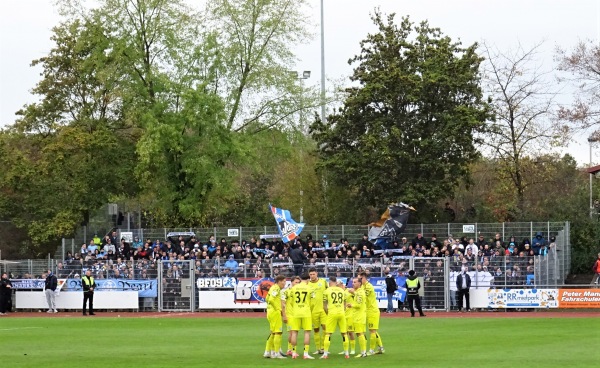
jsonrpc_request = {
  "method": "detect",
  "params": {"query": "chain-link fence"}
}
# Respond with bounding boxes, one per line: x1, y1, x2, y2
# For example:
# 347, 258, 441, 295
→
158, 259, 195, 312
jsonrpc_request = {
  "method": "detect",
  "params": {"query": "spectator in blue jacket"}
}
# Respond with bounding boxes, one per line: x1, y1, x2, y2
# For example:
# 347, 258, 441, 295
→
224, 255, 239, 274
532, 232, 546, 255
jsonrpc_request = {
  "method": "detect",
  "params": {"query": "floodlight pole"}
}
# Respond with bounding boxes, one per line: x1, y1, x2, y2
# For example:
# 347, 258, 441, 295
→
589, 136, 598, 218
320, 0, 326, 123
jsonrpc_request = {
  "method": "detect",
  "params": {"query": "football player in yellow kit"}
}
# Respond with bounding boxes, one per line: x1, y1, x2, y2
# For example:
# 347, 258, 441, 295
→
321, 276, 350, 359
359, 271, 385, 355
307, 267, 327, 354
264, 275, 287, 359
289, 273, 315, 359
283, 276, 301, 356
348, 277, 368, 358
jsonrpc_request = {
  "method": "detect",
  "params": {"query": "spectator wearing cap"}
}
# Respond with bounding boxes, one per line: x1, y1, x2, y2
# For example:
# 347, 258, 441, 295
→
224, 255, 239, 274
506, 242, 516, 255
321, 235, 331, 249
404, 270, 425, 317
548, 236, 557, 253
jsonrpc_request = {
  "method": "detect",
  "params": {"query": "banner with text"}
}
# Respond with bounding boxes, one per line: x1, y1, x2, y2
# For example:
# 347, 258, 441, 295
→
196, 277, 237, 290
486, 288, 559, 308
365, 277, 408, 303
63, 279, 158, 297
558, 289, 600, 308
10, 279, 46, 290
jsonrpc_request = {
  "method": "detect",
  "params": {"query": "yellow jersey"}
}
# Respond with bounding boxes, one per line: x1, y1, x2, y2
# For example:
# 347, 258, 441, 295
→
353, 287, 367, 322
363, 281, 378, 313
344, 290, 354, 319
308, 278, 327, 313
291, 282, 312, 318
324, 286, 346, 316
283, 287, 295, 318
267, 284, 282, 312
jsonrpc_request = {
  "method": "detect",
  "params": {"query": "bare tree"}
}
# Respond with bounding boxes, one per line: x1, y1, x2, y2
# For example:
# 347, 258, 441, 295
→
556, 40, 600, 136
482, 42, 560, 216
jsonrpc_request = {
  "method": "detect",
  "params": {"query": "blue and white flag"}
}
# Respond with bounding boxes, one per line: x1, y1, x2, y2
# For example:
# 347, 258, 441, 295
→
269, 204, 305, 242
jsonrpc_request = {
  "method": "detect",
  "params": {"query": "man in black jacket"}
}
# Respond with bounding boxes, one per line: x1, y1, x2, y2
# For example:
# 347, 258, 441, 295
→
384, 268, 397, 313
456, 267, 471, 312
0, 273, 11, 315
403, 270, 425, 317
289, 241, 307, 276
82, 270, 96, 316
45, 269, 58, 313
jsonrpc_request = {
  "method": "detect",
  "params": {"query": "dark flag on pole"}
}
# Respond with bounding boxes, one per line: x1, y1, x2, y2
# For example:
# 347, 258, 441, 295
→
368, 202, 415, 240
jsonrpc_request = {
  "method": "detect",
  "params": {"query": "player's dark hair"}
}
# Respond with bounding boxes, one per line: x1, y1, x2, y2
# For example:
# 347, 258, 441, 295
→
291, 276, 301, 282
275, 275, 286, 283
329, 276, 337, 283
308, 267, 317, 273
300, 273, 310, 280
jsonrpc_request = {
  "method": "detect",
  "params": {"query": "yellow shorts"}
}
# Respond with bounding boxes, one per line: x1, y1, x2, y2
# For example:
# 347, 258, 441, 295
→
367, 311, 380, 330
325, 313, 347, 334
311, 310, 327, 329
345, 316, 354, 332
354, 321, 366, 334
267, 310, 283, 333
290, 316, 312, 331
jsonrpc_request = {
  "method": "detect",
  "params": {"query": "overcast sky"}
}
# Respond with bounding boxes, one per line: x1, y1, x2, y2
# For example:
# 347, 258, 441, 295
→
1, 0, 598, 165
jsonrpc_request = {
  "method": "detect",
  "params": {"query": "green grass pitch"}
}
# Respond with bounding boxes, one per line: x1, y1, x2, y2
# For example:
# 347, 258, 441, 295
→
0, 316, 598, 368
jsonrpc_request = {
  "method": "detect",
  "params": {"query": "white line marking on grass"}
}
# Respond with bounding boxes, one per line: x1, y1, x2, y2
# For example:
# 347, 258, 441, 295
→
141, 312, 191, 318
0, 327, 43, 331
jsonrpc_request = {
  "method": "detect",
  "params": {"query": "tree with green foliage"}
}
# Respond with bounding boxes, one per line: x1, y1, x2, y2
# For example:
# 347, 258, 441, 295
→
207, 0, 318, 133
0, 18, 139, 255
311, 11, 490, 213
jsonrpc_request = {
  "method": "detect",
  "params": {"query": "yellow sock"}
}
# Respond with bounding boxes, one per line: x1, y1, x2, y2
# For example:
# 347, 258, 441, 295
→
323, 334, 331, 353
292, 345, 297, 353
342, 335, 349, 353
273, 334, 282, 354
314, 331, 321, 351
358, 334, 367, 353
287, 341, 293, 351
320, 330, 325, 349
304, 344, 310, 355
265, 334, 273, 353
350, 339, 356, 352
376, 333, 383, 348
370, 332, 377, 351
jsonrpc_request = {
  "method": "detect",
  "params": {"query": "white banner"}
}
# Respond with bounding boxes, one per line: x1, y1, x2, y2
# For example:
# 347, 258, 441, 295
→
121, 232, 133, 242
486, 288, 559, 308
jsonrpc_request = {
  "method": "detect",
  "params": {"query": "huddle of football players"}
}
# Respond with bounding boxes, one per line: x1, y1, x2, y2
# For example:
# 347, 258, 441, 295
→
263, 268, 385, 360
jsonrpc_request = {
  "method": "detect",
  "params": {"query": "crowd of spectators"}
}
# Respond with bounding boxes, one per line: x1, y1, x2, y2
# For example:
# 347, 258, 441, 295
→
0, 229, 558, 312
37, 230, 552, 282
